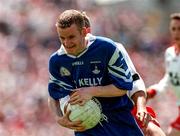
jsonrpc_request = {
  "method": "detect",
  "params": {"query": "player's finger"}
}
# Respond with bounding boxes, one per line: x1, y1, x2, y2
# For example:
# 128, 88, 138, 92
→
70, 93, 79, 99
70, 91, 78, 97
69, 98, 83, 105
143, 114, 152, 127
69, 94, 81, 103
71, 125, 86, 132
69, 120, 84, 129
137, 111, 149, 127
78, 100, 86, 106
70, 120, 82, 126
70, 91, 80, 98
141, 113, 147, 126
140, 113, 150, 127
74, 127, 86, 132
137, 112, 145, 121
65, 109, 71, 120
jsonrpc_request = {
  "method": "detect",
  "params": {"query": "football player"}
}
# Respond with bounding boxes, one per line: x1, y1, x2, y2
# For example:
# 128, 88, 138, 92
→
147, 13, 180, 136
48, 9, 143, 136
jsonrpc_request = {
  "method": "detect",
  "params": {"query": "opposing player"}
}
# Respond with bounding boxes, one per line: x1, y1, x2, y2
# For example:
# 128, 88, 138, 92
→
82, 11, 166, 136
147, 13, 180, 136
48, 9, 144, 136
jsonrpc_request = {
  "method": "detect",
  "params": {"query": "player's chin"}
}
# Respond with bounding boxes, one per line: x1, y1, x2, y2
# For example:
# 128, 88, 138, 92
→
66, 49, 76, 55
174, 38, 180, 42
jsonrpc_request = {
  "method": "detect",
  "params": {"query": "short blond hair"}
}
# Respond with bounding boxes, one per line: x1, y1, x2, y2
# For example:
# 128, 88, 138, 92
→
170, 13, 180, 20
81, 11, 91, 28
56, 9, 85, 30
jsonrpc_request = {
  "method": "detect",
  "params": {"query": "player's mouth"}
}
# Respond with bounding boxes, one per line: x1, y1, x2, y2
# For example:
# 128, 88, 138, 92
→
64, 45, 76, 49
174, 37, 180, 41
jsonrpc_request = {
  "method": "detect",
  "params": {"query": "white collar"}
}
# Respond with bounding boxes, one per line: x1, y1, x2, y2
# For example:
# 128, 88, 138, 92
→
57, 33, 96, 58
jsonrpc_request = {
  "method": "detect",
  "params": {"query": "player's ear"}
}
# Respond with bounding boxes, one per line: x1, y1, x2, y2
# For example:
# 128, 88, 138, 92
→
81, 27, 87, 36
86, 27, 91, 34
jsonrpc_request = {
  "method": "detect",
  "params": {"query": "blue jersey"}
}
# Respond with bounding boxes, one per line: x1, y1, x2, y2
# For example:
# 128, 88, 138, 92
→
48, 34, 143, 136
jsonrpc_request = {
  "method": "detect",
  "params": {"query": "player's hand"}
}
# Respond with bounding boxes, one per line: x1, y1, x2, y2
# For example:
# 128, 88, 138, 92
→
136, 109, 152, 128
147, 88, 157, 99
56, 110, 86, 132
69, 87, 93, 106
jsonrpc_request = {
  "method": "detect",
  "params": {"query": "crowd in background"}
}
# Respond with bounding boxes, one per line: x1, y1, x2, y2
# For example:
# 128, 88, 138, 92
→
0, 0, 179, 135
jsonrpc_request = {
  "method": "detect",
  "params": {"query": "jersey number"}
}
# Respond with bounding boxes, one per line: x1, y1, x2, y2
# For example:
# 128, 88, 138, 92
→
169, 72, 180, 86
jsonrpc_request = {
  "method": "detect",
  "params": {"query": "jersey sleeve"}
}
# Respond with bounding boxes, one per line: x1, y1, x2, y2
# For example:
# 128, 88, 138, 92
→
116, 43, 146, 97
149, 50, 170, 92
48, 55, 74, 100
128, 76, 146, 98
150, 74, 170, 93
107, 44, 133, 90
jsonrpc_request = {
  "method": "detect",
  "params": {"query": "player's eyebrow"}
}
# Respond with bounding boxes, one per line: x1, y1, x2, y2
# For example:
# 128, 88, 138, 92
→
59, 34, 75, 39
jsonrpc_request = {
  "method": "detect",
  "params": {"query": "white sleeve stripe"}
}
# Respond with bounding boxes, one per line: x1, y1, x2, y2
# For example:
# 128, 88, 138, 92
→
49, 80, 73, 90
109, 48, 121, 65
108, 68, 132, 82
109, 65, 131, 75
49, 73, 73, 90
108, 47, 132, 82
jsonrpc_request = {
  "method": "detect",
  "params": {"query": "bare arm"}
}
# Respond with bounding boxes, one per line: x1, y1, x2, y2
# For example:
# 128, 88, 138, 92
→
131, 91, 153, 127
89, 84, 127, 97
48, 97, 63, 118
131, 91, 146, 111
69, 84, 127, 105
48, 96, 86, 131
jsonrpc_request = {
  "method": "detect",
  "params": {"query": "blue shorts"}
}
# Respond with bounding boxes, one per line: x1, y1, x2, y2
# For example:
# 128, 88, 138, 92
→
75, 109, 144, 136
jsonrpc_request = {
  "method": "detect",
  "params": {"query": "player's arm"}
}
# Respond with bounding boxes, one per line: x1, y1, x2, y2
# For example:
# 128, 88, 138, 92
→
147, 73, 170, 98
116, 43, 147, 97
131, 90, 150, 127
107, 43, 133, 91
91, 84, 127, 97
48, 55, 85, 131
128, 75, 147, 109
116, 43, 150, 126
128, 72, 149, 127
130, 82, 158, 128
69, 84, 127, 105
131, 91, 146, 111
48, 53, 76, 99
48, 96, 63, 118
48, 96, 86, 131
147, 50, 171, 99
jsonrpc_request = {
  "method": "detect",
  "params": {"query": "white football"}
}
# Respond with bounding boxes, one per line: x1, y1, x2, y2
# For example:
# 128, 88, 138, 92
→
66, 99, 102, 130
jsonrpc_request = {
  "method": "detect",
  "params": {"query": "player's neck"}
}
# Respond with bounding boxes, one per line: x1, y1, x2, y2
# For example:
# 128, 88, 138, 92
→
174, 43, 180, 55
75, 39, 88, 56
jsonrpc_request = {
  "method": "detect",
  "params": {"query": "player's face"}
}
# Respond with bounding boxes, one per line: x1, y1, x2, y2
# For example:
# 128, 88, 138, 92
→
170, 19, 180, 45
57, 24, 87, 56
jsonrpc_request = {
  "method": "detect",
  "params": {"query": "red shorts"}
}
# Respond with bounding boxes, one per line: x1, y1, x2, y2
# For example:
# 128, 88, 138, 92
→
170, 107, 180, 130
131, 106, 160, 128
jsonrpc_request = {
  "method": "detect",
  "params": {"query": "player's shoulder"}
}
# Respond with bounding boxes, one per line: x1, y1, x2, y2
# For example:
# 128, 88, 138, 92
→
49, 50, 58, 60
87, 34, 117, 48
115, 42, 126, 50
165, 46, 175, 57
115, 42, 124, 47
95, 35, 116, 47
166, 46, 174, 51
49, 47, 65, 62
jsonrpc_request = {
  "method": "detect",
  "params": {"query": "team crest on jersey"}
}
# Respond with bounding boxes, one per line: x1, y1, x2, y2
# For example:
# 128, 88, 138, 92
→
92, 66, 100, 74
60, 67, 71, 76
